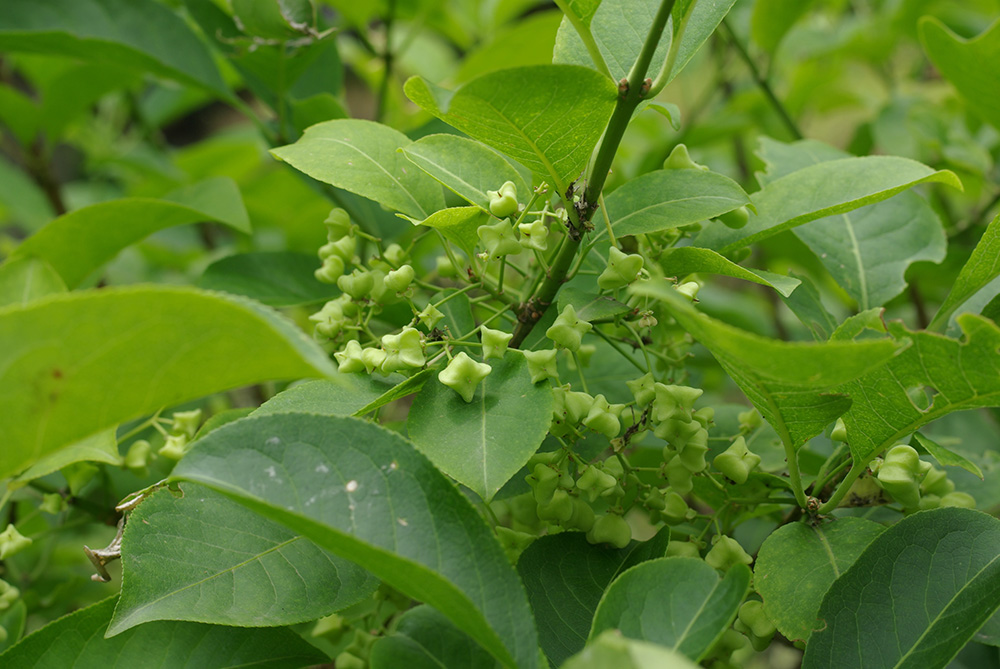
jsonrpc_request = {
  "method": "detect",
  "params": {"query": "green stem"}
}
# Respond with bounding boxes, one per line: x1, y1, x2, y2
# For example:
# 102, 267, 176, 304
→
552, 0, 613, 79
817, 462, 866, 514
783, 439, 809, 509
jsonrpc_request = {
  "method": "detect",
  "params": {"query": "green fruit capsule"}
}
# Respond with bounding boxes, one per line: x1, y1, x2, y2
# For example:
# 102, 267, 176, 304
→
314, 255, 346, 284
381, 327, 425, 373
586, 513, 632, 549
477, 219, 522, 259
717, 206, 749, 229
0, 524, 32, 559
481, 326, 513, 360
518, 218, 550, 251
545, 304, 593, 352
626, 372, 656, 407
597, 247, 644, 290
576, 465, 618, 501
337, 269, 375, 300
660, 491, 690, 525
713, 436, 761, 485
652, 383, 703, 423
920, 466, 954, 497
334, 340, 367, 374
663, 144, 709, 171
438, 352, 491, 402
384, 264, 415, 292
704, 535, 752, 571
496, 526, 536, 564
566, 497, 595, 532
125, 439, 153, 474
487, 181, 519, 218
738, 600, 776, 639
527, 464, 560, 505
583, 394, 621, 438
324, 207, 353, 239
876, 444, 924, 508
939, 491, 976, 508
665, 540, 701, 558
417, 304, 445, 330
536, 489, 574, 522
523, 348, 558, 384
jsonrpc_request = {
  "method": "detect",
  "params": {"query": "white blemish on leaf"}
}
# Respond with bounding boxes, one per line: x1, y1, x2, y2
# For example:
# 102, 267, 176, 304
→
346, 480, 359, 493
316, 463, 330, 474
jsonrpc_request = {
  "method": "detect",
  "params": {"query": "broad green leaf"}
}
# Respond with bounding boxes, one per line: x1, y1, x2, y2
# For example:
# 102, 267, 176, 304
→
199, 251, 339, 307
0, 84, 38, 145
402, 206, 489, 259
0, 596, 325, 668
662, 0, 739, 85
404, 65, 616, 195
0, 600, 26, 654
930, 214, 1000, 331
920, 18, 1000, 130
0, 0, 230, 99
517, 528, 670, 666
753, 138, 948, 310
253, 372, 433, 419
11, 429, 120, 489
401, 134, 532, 210
558, 286, 633, 323
590, 557, 750, 661
695, 156, 961, 254
750, 0, 815, 53
779, 272, 839, 341
802, 508, 1000, 669
431, 291, 476, 340
9, 178, 250, 288
754, 517, 885, 642
271, 119, 445, 219
562, 0, 602, 29
370, 605, 501, 669
109, 484, 376, 634
0, 286, 335, 479
632, 280, 902, 448
408, 354, 554, 501
564, 630, 702, 669
833, 314, 1000, 465
0, 258, 66, 308
0, 155, 54, 233
659, 247, 800, 297
604, 169, 751, 238
171, 414, 539, 669
455, 11, 563, 83
231, 0, 315, 39
912, 432, 984, 480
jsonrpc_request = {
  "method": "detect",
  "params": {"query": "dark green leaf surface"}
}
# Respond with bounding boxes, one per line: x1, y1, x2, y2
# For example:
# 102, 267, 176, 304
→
754, 518, 885, 642
110, 484, 376, 634
408, 354, 554, 501
402, 134, 532, 210
0, 286, 335, 479
199, 252, 339, 307
920, 18, 1000, 130
370, 605, 501, 669
779, 272, 840, 340
10, 178, 250, 288
604, 169, 751, 238
558, 287, 634, 323
0, 258, 66, 308
633, 280, 901, 448
912, 432, 984, 480
171, 413, 538, 669
0, 0, 230, 98
253, 373, 433, 419
404, 65, 616, 195
272, 119, 445, 219
930, 214, 1000, 330
751, 0, 815, 53
0, 597, 325, 668
590, 557, 750, 661
803, 508, 1000, 669
517, 529, 670, 666
834, 314, 1000, 465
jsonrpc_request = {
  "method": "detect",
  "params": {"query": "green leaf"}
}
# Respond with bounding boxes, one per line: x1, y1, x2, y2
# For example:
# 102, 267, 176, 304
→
695, 156, 962, 254
0, 600, 26, 655
431, 291, 476, 340
271, 119, 445, 219
920, 18, 1000, 130
11, 428, 120, 489
0, 596, 326, 668
911, 432, 984, 480
802, 508, 1000, 669
754, 517, 885, 642
659, 247, 800, 297
454, 11, 563, 83
9, 178, 250, 288
564, 630, 702, 669
0, 155, 54, 233
370, 605, 501, 669
253, 372, 433, 419
402, 206, 489, 260
632, 280, 902, 448
558, 286, 634, 323
170, 413, 539, 669
0, 0, 230, 99
109, 483, 376, 634
0, 258, 66, 308
517, 528, 670, 666
663, 0, 739, 85
604, 169, 751, 238
750, 0, 815, 53
779, 272, 839, 341
401, 134, 532, 210
930, 214, 1000, 331
199, 252, 339, 307
0, 285, 335, 479
833, 314, 1000, 465
404, 65, 616, 195
407, 354, 554, 501
590, 557, 750, 661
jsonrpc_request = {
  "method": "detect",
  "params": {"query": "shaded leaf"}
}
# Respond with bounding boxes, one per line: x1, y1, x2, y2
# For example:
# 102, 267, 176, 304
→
659, 247, 800, 297
199, 251, 339, 307
12, 429, 120, 489
930, 213, 1000, 331
911, 432, 984, 480
920, 18, 1000, 130
0, 286, 335, 479
253, 373, 432, 419
558, 286, 634, 323
171, 413, 539, 669
110, 484, 376, 634
564, 630, 701, 669
370, 605, 500, 669
408, 354, 554, 501
401, 206, 488, 258
803, 508, 1000, 669
751, 0, 816, 53
754, 517, 885, 642
590, 557, 750, 661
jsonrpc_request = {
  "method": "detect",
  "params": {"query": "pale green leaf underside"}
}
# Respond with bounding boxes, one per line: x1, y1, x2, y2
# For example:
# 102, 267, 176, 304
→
110, 484, 376, 634
404, 65, 616, 195
911, 432, 984, 480
695, 156, 961, 254
803, 507, 1000, 669
401, 206, 489, 258
633, 280, 902, 448
271, 119, 445, 219
920, 17, 1000, 131
0, 257, 66, 308
660, 247, 800, 297
0, 286, 335, 479
0, 597, 325, 668
754, 518, 885, 642
564, 630, 702, 669
171, 413, 539, 669
9, 177, 250, 288
590, 557, 750, 661
408, 354, 554, 501
11, 428, 120, 489
930, 213, 1000, 330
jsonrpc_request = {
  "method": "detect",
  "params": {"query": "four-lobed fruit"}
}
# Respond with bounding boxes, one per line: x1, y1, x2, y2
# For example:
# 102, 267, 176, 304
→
597, 247, 644, 290
487, 181, 519, 218
481, 326, 513, 360
713, 436, 761, 485
477, 219, 522, 259
705, 535, 752, 571
546, 304, 593, 351
0, 524, 32, 559
876, 444, 929, 509
438, 351, 491, 402
586, 513, 631, 548
523, 348, 558, 383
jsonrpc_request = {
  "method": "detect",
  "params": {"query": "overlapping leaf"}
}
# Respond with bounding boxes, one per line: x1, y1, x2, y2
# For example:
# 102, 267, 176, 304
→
920, 17, 1000, 130
0, 258, 66, 308
659, 247, 800, 297
929, 213, 1000, 330
199, 252, 339, 307
370, 605, 500, 669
